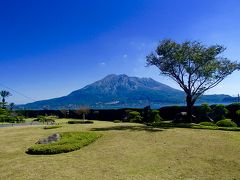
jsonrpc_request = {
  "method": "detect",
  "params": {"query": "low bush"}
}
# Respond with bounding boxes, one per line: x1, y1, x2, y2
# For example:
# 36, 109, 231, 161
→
68, 120, 94, 124
26, 132, 101, 155
113, 120, 122, 123
199, 122, 217, 127
43, 125, 62, 129
216, 119, 238, 127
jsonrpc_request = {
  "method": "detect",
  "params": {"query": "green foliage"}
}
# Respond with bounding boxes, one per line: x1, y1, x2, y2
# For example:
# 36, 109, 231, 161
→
236, 109, 240, 120
149, 110, 162, 123
15, 116, 25, 123
198, 103, 213, 122
113, 120, 122, 123
128, 111, 143, 123
0, 115, 15, 123
43, 125, 62, 129
0, 108, 9, 115
200, 103, 212, 113
26, 132, 101, 155
0, 109, 25, 123
142, 106, 162, 123
146, 39, 240, 122
68, 120, 94, 124
225, 103, 240, 125
211, 105, 228, 121
146, 40, 240, 97
216, 119, 237, 127
35, 115, 46, 122
36, 115, 57, 123
199, 122, 217, 127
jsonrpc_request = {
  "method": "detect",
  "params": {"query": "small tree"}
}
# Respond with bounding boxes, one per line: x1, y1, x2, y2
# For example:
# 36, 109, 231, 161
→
198, 103, 212, 122
9, 103, 15, 111
128, 111, 143, 123
60, 109, 68, 118
149, 110, 162, 123
75, 106, 90, 120
147, 39, 240, 122
0, 90, 12, 109
142, 106, 162, 123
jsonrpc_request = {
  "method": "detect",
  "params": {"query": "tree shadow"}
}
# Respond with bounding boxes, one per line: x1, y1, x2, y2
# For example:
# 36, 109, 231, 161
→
90, 125, 164, 133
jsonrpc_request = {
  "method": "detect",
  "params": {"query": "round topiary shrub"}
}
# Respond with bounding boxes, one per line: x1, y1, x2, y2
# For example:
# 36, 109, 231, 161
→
26, 132, 101, 155
216, 119, 237, 127
199, 122, 217, 126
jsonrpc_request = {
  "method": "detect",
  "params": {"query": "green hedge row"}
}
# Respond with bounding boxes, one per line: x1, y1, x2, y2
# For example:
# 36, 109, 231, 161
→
68, 120, 94, 124
43, 125, 62, 129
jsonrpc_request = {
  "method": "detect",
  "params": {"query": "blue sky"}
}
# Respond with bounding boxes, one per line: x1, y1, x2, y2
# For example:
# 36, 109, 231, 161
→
1, 0, 240, 104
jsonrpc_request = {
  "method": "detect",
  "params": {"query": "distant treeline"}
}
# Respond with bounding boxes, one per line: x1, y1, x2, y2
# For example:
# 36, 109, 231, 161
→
16, 103, 240, 124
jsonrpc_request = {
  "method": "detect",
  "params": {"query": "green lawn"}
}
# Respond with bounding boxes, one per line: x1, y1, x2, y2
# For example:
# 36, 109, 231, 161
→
0, 120, 239, 179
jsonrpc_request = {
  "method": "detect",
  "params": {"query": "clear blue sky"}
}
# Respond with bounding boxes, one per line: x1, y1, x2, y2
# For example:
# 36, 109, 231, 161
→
1, 0, 240, 104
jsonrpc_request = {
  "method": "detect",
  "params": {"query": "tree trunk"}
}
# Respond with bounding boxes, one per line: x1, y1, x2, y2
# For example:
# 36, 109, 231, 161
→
186, 94, 193, 123
2, 98, 5, 109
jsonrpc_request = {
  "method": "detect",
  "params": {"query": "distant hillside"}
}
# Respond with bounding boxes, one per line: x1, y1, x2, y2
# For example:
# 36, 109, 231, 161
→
19, 74, 235, 109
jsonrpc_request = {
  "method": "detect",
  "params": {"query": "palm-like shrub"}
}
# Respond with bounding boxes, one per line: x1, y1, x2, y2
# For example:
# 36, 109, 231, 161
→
0, 91, 11, 109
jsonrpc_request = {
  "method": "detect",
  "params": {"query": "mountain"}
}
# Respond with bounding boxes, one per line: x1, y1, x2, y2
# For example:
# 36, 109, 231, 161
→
19, 74, 235, 109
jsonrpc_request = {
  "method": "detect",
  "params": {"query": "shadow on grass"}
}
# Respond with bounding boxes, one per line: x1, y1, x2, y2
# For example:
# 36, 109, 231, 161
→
149, 122, 240, 131
91, 125, 164, 132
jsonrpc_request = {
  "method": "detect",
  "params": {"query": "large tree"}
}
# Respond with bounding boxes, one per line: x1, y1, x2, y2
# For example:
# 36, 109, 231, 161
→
146, 39, 240, 122
0, 90, 12, 109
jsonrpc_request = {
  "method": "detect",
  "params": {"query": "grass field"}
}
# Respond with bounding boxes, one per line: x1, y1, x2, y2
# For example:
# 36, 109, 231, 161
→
0, 120, 240, 179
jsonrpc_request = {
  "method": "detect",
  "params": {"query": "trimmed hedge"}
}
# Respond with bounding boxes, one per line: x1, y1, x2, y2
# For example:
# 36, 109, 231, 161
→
26, 132, 101, 155
68, 120, 94, 124
43, 125, 62, 129
199, 122, 217, 127
216, 119, 237, 127
149, 121, 240, 131
113, 120, 122, 123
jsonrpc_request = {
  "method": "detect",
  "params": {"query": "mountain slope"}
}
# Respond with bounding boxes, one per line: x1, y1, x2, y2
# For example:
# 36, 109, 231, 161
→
20, 74, 234, 109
